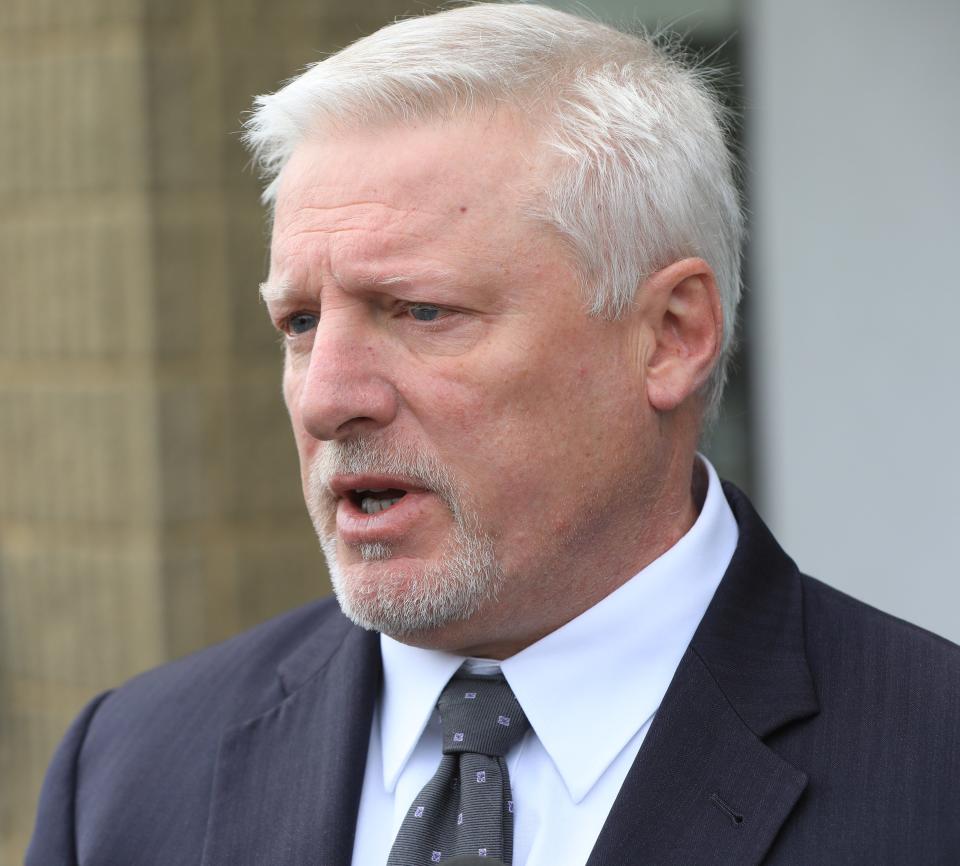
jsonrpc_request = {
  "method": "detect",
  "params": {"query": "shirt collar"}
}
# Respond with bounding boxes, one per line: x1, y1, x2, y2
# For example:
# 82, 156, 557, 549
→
379, 637, 464, 792
378, 457, 738, 800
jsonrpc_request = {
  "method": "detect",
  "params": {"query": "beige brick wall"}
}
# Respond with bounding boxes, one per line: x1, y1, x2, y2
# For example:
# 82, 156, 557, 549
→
0, 2, 438, 861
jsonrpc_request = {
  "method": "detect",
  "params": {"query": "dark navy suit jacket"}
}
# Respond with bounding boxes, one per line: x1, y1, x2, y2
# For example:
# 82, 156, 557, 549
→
27, 487, 960, 864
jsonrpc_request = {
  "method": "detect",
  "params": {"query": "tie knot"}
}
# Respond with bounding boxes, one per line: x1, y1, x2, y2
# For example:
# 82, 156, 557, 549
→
437, 672, 529, 757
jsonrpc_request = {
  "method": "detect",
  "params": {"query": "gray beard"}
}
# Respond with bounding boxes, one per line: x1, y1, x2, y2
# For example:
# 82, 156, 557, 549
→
305, 436, 504, 637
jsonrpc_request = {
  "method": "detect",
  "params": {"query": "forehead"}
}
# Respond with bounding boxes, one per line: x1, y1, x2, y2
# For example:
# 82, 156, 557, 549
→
269, 113, 552, 277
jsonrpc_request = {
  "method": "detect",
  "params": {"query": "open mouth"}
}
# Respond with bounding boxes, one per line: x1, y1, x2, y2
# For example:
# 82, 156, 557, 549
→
331, 476, 436, 544
347, 487, 409, 515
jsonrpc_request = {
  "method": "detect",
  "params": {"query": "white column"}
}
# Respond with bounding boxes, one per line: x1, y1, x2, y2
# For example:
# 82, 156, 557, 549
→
747, 0, 960, 641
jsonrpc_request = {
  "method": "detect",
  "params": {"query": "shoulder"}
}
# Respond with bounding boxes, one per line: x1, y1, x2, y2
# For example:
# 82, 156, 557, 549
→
798, 571, 960, 749
71, 596, 363, 810
89, 595, 354, 734
801, 572, 960, 693
722, 481, 960, 701
797, 574, 960, 779
765, 575, 960, 857
29, 596, 370, 865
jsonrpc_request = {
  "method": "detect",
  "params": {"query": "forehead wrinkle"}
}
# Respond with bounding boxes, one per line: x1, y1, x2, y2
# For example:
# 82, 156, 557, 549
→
273, 218, 445, 270
332, 267, 460, 293
288, 200, 416, 216
274, 196, 438, 236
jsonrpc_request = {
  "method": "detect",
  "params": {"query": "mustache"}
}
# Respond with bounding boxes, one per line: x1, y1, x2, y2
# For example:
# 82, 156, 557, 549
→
307, 435, 460, 513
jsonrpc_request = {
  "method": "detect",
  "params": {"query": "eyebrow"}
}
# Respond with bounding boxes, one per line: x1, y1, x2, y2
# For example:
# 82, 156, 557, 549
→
259, 277, 294, 306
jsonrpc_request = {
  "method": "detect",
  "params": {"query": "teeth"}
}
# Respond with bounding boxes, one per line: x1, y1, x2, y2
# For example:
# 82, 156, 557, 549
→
360, 496, 403, 515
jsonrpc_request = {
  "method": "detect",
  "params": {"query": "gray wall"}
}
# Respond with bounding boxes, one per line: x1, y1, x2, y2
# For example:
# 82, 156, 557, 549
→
747, 0, 960, 641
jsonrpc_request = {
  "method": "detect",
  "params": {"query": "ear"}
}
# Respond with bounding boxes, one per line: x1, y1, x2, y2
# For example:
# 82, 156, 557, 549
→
641, 258, 723, 413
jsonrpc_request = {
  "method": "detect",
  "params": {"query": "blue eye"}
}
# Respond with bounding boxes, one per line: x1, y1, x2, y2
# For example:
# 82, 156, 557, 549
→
286, 313, 318, 335
408, 304, 443, 322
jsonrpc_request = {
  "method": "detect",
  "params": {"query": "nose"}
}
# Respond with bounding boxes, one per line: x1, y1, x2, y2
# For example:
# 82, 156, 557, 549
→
293, 311, 399, 441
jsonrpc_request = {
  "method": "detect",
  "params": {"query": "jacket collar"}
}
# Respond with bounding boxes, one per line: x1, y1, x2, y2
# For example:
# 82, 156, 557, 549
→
586, 483, 819, 865
201, 610, 380, 866
692, 483, 819, 737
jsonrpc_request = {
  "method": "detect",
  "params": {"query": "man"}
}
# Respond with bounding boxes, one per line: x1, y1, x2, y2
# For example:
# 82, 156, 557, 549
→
28, 4, 960, 865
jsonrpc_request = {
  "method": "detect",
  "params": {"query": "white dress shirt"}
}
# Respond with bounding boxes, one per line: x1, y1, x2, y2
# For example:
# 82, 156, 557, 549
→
351, 457, 738, 865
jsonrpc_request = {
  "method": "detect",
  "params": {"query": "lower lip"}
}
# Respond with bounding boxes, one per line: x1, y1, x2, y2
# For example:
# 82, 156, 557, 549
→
336, 491, 441, 545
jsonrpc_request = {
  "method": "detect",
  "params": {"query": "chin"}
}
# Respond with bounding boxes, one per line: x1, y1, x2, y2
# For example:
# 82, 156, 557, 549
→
318, 530, 503, 638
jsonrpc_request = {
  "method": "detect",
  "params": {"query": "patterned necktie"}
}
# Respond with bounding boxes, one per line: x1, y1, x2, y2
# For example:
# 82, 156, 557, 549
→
387, 672, 530, 865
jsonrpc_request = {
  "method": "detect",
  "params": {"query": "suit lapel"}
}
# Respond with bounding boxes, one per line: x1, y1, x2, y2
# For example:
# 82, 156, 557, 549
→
587, 485, 819, 865
201, 617, 380, 866
586, 649, 808, 865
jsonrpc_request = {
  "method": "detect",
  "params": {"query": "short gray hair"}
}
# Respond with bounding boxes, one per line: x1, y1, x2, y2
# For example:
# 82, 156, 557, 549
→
243, 2, 744, 424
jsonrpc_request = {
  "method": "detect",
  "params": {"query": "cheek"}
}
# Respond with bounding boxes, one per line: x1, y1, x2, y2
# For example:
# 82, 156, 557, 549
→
421, 363, 585, 500
282, 370, 300, 428
428, 341, 598, 455
417, 377, 496, 447
281, 371, 317, 465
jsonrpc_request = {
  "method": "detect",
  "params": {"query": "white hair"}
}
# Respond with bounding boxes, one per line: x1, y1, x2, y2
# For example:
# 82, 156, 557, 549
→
243, 2, 744, 423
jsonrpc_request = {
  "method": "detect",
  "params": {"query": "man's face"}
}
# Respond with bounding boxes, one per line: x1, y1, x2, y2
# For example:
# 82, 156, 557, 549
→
266, 112, 660, 654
